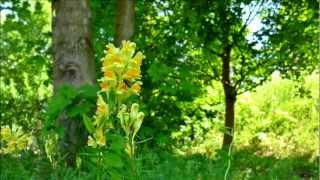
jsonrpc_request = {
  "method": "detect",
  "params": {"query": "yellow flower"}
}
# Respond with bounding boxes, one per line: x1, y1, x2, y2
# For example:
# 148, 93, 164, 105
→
116, 81, 129, 95
122, 41, 135, 51
100, 81, 110, 91
121, 41, 136, 57
87, 136, 97, 148
133, 52, 144, 68
106, 43, 119, 54
8, 136, 18, 146
111, 55, 123, 64
131, 82, 141, 94
96, 95, 108, 118
103, 58, 112, 69
103, 70, 115, 80
111, 63, 125, 75
16, 138, 28, 150
123, 69, 140, 80
96, 128, 106, 146
98, 41, 145, 104
0, 127, 11, 139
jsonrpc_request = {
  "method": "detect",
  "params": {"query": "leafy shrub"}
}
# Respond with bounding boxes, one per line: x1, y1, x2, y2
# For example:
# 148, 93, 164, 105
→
235, 72, 318, 157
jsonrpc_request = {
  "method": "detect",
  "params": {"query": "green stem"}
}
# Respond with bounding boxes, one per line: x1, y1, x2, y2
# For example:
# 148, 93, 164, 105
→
128, 136, 137, 178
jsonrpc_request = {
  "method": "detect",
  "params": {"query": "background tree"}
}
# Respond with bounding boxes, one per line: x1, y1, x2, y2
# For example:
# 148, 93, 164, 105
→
52, 0, 96, 166
114, 0, 135, 46
173, 0, 270, 148
174, 0, 318, 148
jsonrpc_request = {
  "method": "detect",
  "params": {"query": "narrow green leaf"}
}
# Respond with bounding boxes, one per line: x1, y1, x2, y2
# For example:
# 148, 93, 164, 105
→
83, 115, 94, 134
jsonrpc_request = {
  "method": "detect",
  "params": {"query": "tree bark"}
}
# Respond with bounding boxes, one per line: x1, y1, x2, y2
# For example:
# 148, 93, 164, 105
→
222, 91, 236, 148
114, 0, 135, 46
52, 0, 96, 166
221, 45, 236, 149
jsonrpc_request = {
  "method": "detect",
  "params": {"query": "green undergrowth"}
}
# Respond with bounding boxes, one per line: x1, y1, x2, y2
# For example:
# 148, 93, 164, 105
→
0, 148, 317, 179
1, 73, 318, 180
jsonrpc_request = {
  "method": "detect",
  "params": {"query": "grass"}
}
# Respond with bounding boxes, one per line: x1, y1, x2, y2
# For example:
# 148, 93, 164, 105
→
0, 146, 317, 180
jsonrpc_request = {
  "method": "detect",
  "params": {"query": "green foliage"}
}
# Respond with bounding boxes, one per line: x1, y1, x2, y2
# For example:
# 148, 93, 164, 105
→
259, 0, 319, 77
1, 149, 317, 179
170, 71, 318, 167
147, 63, 171, 82
90, 0, 116, 64
41, 84, 98, 168
83, 115, 94, 134
1, 0, 318, 179
0, 0, 52, 130
78, 132, 127, 179
172, 81, 225, 155
39, 81, 135, 178
43, 84, 98, 135
235, 72, 318, 157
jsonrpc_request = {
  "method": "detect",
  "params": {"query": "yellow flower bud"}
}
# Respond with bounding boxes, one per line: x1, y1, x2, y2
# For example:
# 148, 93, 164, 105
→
96, 128, 106, 146
96, 95, 108, 118
121, 41, 136, 57
133, 52, 144, 67
87, 136, 97, 148
106, 43, 119, 54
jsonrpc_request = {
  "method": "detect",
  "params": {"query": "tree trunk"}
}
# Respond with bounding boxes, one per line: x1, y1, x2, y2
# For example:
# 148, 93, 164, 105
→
52, 0, 96, 166
222, 91, 236, 148
114, 0, 135, 46
221, 45, 236, 149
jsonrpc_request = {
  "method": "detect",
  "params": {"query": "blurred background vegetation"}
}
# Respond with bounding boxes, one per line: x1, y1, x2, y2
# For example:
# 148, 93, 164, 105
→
0, 0, 318, 179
